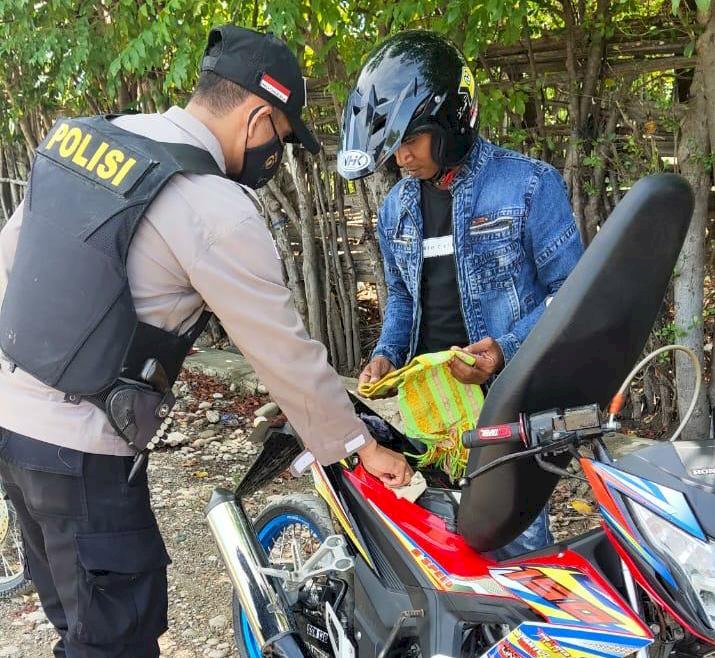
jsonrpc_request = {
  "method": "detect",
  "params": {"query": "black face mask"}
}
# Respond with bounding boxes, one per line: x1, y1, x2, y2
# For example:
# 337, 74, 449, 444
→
234, 106, 284, 189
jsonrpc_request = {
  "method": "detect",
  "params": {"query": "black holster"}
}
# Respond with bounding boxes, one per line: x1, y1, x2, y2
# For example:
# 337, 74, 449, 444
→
105, 381, 175, 453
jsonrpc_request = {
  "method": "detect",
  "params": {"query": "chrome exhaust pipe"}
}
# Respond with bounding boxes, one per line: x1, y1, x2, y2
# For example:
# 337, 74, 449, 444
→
205, 488, 309, 656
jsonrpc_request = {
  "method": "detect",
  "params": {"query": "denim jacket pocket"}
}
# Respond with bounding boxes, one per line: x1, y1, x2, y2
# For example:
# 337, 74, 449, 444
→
466, 244, 522, 337
468, 207, 524, 242
391, 230, 418, 288
468, 243, 522, 288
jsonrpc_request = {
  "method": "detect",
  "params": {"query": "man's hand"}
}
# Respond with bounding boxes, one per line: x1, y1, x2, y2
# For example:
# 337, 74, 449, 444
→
358, 356, 395, 388
448, 337, 505, 385
357, 441, 413, 488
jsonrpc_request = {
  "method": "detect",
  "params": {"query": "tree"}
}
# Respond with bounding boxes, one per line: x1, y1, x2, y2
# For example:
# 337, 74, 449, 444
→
668, 0, 713, 439
675, 66, 711, 439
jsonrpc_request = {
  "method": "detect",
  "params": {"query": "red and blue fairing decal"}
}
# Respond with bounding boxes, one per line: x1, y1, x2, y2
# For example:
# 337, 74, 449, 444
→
587, 462, 704, 540
481, 622, 652, 658
344, 465, 649, 641
598, 505, 676, 588
581, 459, 706, 590
490, 566, 651, 638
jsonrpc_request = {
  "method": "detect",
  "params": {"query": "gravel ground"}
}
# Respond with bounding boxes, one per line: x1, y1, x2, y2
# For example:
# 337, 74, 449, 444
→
0, 443, 307, 658
0, 372, 305, 658
0, 372, 597, 658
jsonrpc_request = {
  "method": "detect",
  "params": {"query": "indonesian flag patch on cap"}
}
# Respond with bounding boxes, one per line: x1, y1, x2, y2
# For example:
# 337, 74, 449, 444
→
259, 73, 291, 103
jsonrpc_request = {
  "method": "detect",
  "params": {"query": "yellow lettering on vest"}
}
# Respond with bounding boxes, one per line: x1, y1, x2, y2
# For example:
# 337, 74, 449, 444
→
96, 149, 125, 180
45, 122, 69, 151
86, 141, 109, 172
58, 127, 83, 158
71, 133, 92, 167
111, 157, 137, 187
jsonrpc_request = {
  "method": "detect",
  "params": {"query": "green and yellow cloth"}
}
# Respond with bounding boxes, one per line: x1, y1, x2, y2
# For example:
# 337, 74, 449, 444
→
358, 350, 484, 480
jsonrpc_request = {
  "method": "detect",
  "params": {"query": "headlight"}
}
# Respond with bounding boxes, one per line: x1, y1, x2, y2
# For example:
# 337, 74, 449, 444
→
631, 500, 715, 627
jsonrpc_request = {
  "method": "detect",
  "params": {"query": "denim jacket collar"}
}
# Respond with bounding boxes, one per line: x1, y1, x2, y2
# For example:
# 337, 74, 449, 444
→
396, 137, 488, 229
450, 137, 488, 192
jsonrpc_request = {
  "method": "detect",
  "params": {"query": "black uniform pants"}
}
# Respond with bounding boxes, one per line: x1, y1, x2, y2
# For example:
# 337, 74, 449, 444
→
0, 428, 170, 658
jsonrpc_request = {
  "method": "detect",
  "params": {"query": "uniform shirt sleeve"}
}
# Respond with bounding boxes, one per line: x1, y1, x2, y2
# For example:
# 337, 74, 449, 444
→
186, 199, 374, 466
0, 201, 24, 304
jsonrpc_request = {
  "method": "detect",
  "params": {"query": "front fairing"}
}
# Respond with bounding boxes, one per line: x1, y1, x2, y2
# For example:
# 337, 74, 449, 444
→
613, 441, 715, 527
583, 442, 715, 643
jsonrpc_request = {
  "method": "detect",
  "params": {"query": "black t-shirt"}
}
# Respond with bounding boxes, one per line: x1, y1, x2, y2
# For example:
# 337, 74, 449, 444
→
415, 182, 469, 355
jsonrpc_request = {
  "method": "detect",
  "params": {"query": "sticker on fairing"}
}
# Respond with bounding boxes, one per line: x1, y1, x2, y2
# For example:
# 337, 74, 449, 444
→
480, 622, 652, 658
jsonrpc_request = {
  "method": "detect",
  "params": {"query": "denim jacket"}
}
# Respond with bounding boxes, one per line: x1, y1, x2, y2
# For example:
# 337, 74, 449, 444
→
372, 137, 584, 367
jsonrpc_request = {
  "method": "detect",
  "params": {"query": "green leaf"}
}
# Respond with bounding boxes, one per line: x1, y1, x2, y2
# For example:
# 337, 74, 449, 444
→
142, 29, 154, 47
447, 4, 461, 24
685, 40, 696, 58
108, 56, 122, 78
127, 48, 139, 71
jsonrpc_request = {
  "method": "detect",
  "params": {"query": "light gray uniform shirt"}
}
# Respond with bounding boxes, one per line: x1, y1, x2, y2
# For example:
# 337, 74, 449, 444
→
0, 106, 371, 464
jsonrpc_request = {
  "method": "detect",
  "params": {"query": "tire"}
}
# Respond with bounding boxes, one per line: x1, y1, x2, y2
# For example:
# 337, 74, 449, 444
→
232, 494, 341, 658
0, 484, 32, 599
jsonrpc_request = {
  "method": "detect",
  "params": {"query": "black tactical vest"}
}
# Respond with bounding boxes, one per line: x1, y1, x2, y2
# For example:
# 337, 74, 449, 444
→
0, 115, 227, 406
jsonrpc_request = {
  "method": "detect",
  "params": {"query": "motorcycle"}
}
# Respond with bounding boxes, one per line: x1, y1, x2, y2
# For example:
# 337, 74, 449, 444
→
206, 174, 715, 658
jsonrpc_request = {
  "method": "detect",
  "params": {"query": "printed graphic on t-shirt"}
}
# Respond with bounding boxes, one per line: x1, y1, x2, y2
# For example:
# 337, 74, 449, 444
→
422, 235, 454, 259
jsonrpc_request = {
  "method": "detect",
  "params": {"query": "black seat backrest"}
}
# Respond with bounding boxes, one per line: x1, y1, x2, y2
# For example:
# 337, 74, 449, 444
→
457, 174, 694, 552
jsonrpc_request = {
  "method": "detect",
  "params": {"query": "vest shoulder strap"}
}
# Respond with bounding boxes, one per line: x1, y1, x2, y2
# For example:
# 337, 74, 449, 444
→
158, 141, 226, 178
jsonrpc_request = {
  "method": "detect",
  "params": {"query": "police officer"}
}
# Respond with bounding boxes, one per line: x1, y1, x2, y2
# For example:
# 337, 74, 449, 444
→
0, 26, 411, 658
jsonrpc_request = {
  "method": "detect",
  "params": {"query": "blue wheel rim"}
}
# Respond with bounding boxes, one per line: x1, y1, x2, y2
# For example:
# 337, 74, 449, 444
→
239, 512, 322, 658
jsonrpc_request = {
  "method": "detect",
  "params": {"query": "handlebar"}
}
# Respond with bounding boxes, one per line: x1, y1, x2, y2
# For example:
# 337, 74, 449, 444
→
459, 403, 604, 487
461, 422, 525, 449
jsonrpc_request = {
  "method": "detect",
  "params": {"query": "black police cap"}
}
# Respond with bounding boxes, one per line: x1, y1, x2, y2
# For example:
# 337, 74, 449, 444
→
201, 25, 320, 154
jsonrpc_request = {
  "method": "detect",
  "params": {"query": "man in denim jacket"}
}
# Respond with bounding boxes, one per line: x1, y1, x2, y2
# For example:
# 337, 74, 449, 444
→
339, 31, 583, 557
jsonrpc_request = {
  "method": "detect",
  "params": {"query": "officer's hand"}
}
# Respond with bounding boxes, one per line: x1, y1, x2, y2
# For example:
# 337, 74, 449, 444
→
358, 441, 413, 488
358, 356, 396, 391
448, 337, 505, 385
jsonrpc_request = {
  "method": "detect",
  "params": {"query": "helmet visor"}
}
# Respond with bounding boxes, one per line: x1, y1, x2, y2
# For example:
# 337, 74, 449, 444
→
337, 83, 431, 180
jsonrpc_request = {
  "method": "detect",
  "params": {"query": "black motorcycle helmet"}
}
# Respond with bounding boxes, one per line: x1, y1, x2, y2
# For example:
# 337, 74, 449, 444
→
338, 30, 479, 181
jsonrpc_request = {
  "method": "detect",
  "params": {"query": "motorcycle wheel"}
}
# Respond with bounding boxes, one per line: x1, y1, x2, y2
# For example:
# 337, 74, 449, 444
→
0, 483, 32, 599
232, 493, 338, 658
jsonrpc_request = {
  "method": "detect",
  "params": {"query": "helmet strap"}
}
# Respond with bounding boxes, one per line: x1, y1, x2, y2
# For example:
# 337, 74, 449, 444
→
426, 127, 452, 187
435, 167, 459, 187
428, 128, 478, 188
